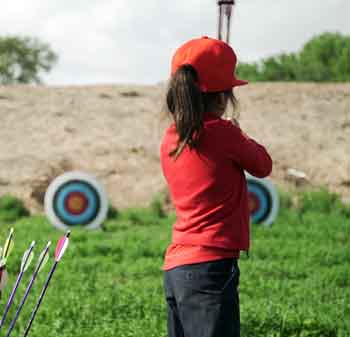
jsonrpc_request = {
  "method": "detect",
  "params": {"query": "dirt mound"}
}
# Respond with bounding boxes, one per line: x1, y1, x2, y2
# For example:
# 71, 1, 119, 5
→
0, 83, 349, 212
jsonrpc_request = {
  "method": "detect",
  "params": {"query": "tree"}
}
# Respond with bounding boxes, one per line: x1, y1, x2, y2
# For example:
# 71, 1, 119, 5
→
0, 35, 58, 85
236, 32, 350, 82
236, 62, 261, 81
298, 32, 350, 82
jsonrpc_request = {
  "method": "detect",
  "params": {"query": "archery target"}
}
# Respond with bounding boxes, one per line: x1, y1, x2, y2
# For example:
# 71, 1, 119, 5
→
45, 172, 108, 231
246, 174, 279, 226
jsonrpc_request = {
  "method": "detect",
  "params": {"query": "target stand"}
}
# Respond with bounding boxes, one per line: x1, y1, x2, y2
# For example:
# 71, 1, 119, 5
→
246, 174, 279, 226
45, 172, 108, 231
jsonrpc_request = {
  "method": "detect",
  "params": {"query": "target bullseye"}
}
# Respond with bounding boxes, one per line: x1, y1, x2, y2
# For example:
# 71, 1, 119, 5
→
246, 174, 279, 226
248, 192, 260, 214
65, 192, 88, 215
45, 172, 108, 231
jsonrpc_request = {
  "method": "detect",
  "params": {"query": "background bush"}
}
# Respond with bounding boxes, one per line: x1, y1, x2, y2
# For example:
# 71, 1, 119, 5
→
237, 32, 350, 82
0, 194, 30, 223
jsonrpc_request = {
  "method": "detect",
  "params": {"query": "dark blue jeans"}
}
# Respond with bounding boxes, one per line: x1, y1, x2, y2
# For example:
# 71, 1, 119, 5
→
164, 258, 240, 337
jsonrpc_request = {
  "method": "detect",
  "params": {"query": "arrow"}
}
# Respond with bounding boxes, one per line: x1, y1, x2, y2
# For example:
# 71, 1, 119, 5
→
22, 231, 71, 337
0, 268, 8, 299
2, 228, 14, 261
0, 228, 14, 269
0, 241, 36, 328
5, 242, 51, 337
0, 228, 15, 299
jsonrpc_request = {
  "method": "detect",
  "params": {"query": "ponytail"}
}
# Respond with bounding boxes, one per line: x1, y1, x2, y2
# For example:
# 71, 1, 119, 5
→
166, 65, 204, 159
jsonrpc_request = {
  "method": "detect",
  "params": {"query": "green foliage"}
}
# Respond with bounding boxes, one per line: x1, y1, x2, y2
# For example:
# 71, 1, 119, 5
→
278, 189, 294, 211
237, 32, 350, 82
235, 62, 262, 81
0, 35, 58, 85
0, 194, 30, 222
0, 189, 349, 337
150, 194, 167, 219
107, 203, 119, 220
297, 188, 347, 215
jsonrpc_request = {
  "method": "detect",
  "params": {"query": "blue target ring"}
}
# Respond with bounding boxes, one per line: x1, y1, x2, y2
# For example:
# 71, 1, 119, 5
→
246, 174, 279, 226
247, 182, 270, 223
54, 181, 100, 226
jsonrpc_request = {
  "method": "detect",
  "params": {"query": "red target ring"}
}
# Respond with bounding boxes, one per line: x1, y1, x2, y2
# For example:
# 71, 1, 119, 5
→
248, 192, 260, 214
246, 174, 280, 226
64, 192, 89, 215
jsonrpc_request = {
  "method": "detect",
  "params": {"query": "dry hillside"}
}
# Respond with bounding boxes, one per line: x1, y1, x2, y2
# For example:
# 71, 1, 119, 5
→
0, 83, 349, 212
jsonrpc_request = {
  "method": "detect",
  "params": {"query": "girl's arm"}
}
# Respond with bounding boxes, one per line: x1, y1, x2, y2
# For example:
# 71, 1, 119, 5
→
223, 122, 273, 178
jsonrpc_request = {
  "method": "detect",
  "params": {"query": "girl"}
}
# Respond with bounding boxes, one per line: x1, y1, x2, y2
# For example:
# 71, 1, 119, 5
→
161, 36, 272, 337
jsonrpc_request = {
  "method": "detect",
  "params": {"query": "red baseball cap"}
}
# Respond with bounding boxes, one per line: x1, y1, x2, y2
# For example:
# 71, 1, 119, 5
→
171, 36, 248, 93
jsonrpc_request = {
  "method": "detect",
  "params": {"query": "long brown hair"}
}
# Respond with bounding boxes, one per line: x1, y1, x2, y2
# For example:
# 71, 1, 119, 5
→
166, 64, 237, 159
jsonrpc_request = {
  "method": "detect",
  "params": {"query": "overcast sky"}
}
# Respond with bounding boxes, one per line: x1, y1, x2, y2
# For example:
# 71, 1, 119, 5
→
0, 0, 349, 85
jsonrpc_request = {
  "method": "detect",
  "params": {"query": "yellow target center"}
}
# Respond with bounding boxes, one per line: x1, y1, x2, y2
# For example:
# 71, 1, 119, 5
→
67, 196, 85, 213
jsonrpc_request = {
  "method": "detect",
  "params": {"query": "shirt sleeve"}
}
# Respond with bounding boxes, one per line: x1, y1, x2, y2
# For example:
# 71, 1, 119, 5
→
221, 121, 273, 178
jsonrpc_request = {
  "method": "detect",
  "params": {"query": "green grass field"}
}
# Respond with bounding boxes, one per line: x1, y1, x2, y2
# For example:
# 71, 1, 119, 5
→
0, 189, 349, 337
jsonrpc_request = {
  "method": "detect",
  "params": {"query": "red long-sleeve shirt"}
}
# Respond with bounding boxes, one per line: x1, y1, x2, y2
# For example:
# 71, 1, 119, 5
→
161, 112, 272, 270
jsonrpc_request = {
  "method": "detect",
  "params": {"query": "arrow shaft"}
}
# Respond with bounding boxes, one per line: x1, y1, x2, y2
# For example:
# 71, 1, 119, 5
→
0, 273, 23, 328
22, 262, 58, 337
22, 233, 69, 337
6, 245, 50, 337
0, 242, 35, 329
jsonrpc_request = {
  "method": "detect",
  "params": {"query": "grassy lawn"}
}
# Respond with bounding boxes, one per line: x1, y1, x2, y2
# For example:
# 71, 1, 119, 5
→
0, 189, 349, 337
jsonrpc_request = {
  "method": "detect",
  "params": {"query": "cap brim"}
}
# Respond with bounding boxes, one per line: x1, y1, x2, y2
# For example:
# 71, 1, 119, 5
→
232, 78, 248, 87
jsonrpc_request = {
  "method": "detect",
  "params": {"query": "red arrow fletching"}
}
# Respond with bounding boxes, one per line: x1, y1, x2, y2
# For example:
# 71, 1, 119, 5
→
54, 231, 70, 262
